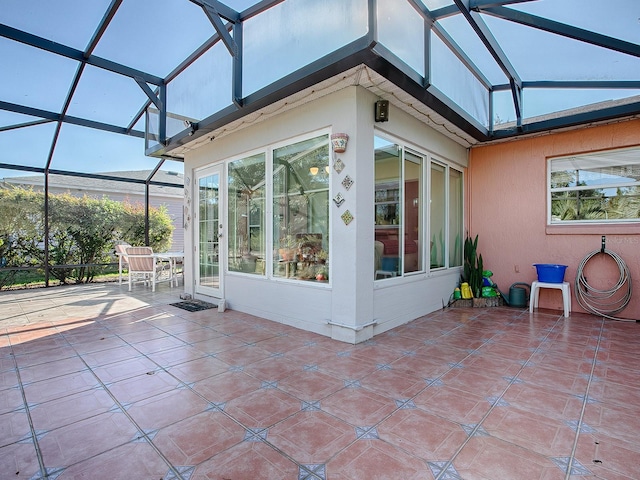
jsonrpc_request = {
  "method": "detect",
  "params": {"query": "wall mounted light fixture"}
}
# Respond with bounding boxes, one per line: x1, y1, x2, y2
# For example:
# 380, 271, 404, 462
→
375, 100, 389, 122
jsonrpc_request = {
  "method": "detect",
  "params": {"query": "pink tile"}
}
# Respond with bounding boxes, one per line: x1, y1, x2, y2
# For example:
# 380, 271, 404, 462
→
0, 410, 31, 446
359, 368, 426, 399
455, 436, 565, 480
1, 383, 23, 414
414, 385, 489, 424
29, 388, 115, 431
224, 388, 300, 427
268, 411, 354, 463
482, 407, 576, 456
440, 368, 509, 398
38, 411, 138, 466
193, 441, 298, 479
167, 355, 230, 383
277, 370, 344, 400
213, 344, 273, 367
0, 442, 42, 480
126, 388, 209, 430
574, 432, 640, 480
242, 356, 301, 381
378, 408, 468, 459
23, 370, 99, 405
500, 382, 584, 421
192, 371, 261, 402
106, 370, 180, 404
58, 442, 170, 480
79, 344, 142, 367
319, 355, 377, 380
327, 439, 432, 480
152, 411, 246, 465
322, 387, 396, 426
91, 356, 160, 384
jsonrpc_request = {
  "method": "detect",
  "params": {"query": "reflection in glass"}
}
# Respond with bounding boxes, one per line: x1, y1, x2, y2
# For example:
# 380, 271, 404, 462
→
272, 135, 330, 282
404, 152, 423, 273
198, 173, 220, 289
228, 153, 266, 274
449, 167, 463, 267
430, 162, 446, 268
374, 137, 402, 278
550, 148, 640, 223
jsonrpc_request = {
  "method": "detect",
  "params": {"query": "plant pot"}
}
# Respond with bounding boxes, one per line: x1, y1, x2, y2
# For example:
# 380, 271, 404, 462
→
331, 133, 349, 153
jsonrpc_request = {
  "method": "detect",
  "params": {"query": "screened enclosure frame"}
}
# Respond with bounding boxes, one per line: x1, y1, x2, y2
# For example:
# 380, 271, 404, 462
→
1, 0, 639, 286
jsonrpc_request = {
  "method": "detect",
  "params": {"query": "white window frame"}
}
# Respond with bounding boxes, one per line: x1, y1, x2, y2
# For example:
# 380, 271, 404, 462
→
374, 132, 464, 279
548, 146, 640, 225
225, 129, 332, 285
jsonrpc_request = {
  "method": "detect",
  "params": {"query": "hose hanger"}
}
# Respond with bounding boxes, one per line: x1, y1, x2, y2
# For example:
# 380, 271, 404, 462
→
575, 236, 634, 322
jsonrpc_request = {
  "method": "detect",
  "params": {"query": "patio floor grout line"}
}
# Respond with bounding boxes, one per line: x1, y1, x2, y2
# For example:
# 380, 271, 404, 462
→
7, 338, 48, 480
52, 330, 188, 480
432, 315, 565, 480
93, 320, 329, 480
287, 312, 532, 477
564, 317, 605, 480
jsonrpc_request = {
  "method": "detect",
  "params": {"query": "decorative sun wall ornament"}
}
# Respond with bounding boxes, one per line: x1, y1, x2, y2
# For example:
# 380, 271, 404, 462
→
333, 192, 345, 207
341, 175, 354, 191
333, 158, 345, 174
341, 210, 354, 225
331, 133, 349, 153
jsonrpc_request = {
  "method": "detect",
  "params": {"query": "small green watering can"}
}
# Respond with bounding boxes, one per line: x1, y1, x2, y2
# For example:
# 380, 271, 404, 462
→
501, 282, 530, 308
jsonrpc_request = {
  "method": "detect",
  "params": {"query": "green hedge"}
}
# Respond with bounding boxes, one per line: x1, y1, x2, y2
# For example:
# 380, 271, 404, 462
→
0, 186, 173, 285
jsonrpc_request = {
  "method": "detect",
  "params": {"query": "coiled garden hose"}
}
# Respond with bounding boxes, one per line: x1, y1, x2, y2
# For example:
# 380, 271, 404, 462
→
575, 248, 633, 321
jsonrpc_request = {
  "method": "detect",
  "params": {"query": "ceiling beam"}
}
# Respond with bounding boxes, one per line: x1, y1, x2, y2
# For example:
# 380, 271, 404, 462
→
479, 6, 640, 58
452, 0, 522, 127
199, 1, 238, 57
0, 23, 164, 85
0, 100, 145, 138
189, 0, 239, 23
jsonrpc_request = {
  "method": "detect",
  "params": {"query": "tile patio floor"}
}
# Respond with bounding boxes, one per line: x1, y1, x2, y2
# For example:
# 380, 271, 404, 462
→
1, 282, 639, 479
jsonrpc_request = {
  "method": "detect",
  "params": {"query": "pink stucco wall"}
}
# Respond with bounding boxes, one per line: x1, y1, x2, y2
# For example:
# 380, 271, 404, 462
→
468, 119, 640, 320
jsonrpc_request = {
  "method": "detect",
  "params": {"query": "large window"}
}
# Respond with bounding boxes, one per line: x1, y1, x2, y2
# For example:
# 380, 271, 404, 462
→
374, 135, 463, 279
273, 135, 330, 281
226, 133, 330, 283
549, 147, 640, 224
228, 153, 266, 274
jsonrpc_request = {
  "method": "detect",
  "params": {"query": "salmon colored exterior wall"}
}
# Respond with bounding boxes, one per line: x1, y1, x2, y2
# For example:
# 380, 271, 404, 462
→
468, 119, 640, 320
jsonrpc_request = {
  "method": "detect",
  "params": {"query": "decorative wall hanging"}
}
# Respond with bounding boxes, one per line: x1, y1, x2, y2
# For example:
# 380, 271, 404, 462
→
341, 210, 354, 225
331, 133, 349, 153
333, 192, 345, 207
341, 174, 354, 191
184, 176, 192, 229
333, 158, 345, 174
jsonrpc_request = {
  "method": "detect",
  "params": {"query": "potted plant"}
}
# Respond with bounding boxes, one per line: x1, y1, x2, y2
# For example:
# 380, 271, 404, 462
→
462, 234, 483, 299
278, 235, 298, 261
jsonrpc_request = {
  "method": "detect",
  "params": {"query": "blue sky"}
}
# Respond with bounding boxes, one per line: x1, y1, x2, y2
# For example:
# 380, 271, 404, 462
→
1, 0, 639, 180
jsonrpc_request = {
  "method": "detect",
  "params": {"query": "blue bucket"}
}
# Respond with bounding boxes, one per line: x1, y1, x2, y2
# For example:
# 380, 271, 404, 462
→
533, 264, 568, 283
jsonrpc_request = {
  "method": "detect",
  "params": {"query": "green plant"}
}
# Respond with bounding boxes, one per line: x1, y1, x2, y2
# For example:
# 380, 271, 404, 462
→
463, 234, 483, 298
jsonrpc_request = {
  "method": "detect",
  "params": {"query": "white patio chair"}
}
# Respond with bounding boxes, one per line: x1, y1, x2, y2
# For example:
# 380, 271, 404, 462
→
125, 246, 170, 292
115, 243, 130, 284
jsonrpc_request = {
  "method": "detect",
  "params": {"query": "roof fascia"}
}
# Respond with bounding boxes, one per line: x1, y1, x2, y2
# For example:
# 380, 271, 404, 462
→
491, 100, 640, 140
150, 37, 490, 157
